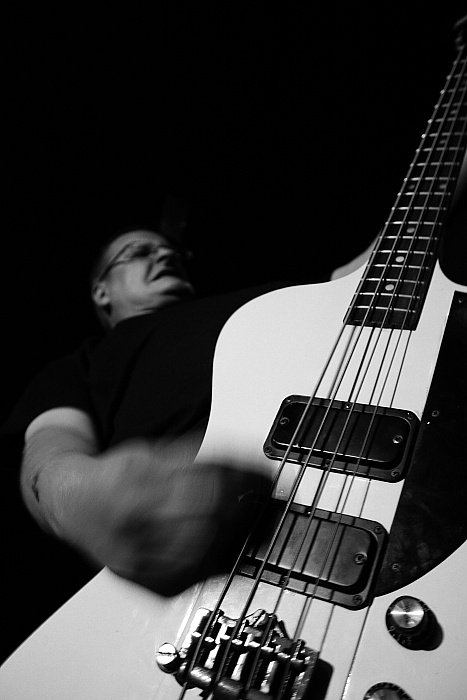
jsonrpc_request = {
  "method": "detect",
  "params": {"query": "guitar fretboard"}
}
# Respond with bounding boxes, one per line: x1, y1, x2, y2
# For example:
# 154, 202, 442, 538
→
346, 51, 466, 331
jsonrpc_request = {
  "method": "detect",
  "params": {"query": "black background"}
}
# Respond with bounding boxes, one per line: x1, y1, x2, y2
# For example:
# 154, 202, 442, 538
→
2, 4, 466, 661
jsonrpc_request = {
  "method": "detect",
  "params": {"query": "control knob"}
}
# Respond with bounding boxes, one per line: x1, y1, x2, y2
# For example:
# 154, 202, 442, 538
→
385, 595, 437, 649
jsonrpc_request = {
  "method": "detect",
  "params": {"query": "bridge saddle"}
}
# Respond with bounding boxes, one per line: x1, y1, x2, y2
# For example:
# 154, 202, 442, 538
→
156, 607, 318, 698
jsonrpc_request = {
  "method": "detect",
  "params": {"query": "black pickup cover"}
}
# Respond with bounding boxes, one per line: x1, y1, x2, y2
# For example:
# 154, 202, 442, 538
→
240, 500, 386, 609
264, 396, 418, 482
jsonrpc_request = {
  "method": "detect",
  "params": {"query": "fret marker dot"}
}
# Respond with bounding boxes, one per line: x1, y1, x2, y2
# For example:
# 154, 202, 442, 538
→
407, 227, 415, 233
395, 255, 405, 263
385, 283, 395, 291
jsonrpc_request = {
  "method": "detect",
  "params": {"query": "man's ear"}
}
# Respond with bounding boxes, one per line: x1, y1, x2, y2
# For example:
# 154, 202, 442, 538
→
91, 281, 110, 309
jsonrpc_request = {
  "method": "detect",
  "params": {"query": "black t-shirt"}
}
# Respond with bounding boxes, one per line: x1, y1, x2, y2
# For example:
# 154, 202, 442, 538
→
3, 284, 291, 449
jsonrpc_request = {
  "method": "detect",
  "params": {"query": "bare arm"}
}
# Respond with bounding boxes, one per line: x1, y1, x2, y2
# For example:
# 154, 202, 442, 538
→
21, 409, 100, 535
20, 409, 267, 595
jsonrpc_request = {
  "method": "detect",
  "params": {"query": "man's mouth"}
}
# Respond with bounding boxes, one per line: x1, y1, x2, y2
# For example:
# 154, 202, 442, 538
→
149, 266, 178, 282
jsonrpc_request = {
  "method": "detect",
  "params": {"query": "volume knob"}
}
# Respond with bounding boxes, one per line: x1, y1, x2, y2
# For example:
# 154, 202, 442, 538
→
364, 681, 413, 699
386, 596, 435, 649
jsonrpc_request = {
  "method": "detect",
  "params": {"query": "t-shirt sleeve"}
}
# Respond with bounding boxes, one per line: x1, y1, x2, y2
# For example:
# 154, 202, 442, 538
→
1, 353, 93, 440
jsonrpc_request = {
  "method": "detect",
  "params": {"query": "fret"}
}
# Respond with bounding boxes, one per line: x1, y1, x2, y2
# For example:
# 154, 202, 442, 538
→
422, 132, 465, 146
346, 40, 466, 332
411, 161, 460, 168
371, 262, 433, 269
395, 205, 447, 209
423, 130, 465, 137
389, 212, 444, 225
432, 116, 466, 123
388, 218, 443, 226
354, 294, 421, 310
435, 100, 465, 108
384, 232, 436, 243
419, 146, 465, 155
377, 245, 437, 255
383, 232, 437, 239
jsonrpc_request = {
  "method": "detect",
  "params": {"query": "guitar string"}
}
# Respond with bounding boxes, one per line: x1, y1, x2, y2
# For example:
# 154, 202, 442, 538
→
182, 53, 464, 700
331, 47, 467, 692
185, 58, 466, 700
237, 49, 466, 696
177, 262, 382, 696
304, 40, 467, 658
178, 323, 361, 696
295, 42, 467, 648
275, 54, 467, 647
281, 47, 467, 672
203, 192, 412, 690
270, 46, 467, 673
177, 48, 466, 699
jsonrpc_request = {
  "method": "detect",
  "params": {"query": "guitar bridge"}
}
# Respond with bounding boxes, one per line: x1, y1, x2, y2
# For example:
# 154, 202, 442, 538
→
156, 607, 318, 699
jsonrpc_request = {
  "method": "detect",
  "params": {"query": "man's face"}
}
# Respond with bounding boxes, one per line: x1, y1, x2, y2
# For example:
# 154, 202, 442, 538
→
92, 230, 195, 327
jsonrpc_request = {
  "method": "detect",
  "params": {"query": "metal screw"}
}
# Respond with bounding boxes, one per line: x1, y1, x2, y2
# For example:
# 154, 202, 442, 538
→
374, 525, 383, 534
279, 417, 289, 426
264, 446, 273, 455
352, 595, 363, 606
391, 562, 401, 572
431, 409, 440, 418
392, 434, 403, 444
391, 470, 400, 479
354, 553, 366, 565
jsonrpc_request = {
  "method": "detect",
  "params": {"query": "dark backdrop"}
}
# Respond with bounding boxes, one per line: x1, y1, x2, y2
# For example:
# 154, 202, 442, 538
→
2, 4, 466, 661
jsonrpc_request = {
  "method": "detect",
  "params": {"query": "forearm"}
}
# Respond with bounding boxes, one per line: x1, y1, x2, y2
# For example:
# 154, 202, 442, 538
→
20, 425, 100, 537
19, 423, 270, 596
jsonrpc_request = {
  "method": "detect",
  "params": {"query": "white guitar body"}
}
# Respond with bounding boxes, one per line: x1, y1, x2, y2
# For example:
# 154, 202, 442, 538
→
1, 264, 466, 699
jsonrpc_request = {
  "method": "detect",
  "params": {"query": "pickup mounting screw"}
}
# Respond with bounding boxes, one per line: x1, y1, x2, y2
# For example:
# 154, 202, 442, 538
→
354, 553, 366, 565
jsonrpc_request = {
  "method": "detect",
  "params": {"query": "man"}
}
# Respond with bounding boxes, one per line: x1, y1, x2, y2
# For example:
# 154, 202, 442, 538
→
90, 228, 196, 330
7, 227, 286, 597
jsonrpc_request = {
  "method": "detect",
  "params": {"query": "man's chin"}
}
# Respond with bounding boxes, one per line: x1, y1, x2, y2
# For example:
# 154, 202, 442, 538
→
145, 278, 195, 307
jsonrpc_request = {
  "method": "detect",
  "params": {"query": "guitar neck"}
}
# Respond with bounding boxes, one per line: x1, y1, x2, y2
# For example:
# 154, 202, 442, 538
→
345, 34, 467, 331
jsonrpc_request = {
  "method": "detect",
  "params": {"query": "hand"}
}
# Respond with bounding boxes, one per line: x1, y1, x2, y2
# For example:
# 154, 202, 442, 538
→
58, 437, 271, 596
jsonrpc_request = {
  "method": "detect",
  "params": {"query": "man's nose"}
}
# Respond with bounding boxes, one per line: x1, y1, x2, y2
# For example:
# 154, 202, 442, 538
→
152, 247, 174, 262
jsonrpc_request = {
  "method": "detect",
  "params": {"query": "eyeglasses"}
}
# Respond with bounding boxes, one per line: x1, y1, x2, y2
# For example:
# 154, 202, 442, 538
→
97, 241, 192, 281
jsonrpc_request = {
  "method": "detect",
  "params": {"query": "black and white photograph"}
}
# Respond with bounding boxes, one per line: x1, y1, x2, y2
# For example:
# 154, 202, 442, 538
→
1, 5, 466, 699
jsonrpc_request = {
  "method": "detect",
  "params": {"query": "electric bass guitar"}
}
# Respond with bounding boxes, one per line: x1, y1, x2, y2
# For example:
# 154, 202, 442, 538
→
1, 17, 466, 700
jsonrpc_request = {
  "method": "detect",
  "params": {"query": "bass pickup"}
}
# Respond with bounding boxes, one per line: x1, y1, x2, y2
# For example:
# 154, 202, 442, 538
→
263, 395, 419, 482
